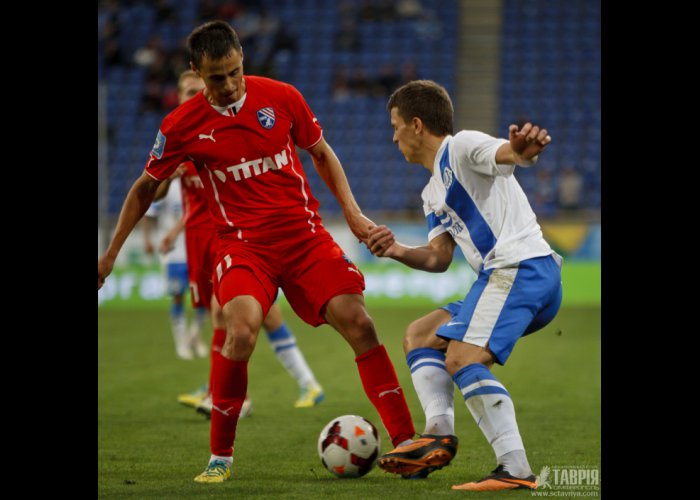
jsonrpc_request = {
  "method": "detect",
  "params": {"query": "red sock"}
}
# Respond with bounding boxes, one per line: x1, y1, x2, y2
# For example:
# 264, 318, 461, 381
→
208, 328, 227, 395
355, 344, 415, 447
210, 354, 248, 457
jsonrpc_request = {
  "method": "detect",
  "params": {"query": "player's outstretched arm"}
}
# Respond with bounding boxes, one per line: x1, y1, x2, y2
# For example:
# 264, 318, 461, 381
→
98, 172, 163, 289
367, 227, 456, 273
159, 216, 185, 255
495, 122, 552, 166
307, 138, 374, 242
141, 215, 157, 256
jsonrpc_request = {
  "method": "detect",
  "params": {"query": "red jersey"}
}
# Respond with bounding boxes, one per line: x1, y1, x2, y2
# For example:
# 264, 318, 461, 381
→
179, 161, 214, 230
145, 75, 324, 242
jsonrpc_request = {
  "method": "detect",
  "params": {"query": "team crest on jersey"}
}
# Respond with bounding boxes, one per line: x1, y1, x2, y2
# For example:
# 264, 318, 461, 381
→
257, 107, 276, 129
442, 166, 454, 189
151, 130, 166, 159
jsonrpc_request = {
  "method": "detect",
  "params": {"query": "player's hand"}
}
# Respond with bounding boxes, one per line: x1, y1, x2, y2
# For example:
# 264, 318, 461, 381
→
98, 255, 115, 290
144, 240, 155, 256
345, 211, 376, 244
508, 122, 552, 164
367, 225, 397, 258
173, 164, 188, 178
159, 235, 175, 255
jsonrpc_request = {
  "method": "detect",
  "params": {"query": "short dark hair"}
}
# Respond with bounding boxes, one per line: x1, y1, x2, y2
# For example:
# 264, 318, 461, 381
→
387, 80, 454, 136
187, 21, 242, 68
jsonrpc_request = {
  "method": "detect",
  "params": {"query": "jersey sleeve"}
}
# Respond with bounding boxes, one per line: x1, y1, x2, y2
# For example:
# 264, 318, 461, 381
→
284, 83, 323, 149
423, 199, 446, 242
144, 115, 185, 181
452, 130, 513, 177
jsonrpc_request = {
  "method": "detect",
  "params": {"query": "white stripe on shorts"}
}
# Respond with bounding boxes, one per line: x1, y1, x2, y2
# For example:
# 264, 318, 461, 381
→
463, 267, 518, 347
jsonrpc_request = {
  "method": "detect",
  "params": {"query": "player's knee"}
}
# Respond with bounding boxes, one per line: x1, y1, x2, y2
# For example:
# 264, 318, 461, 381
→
403, 319, 428, 354
223, 324, 257, 360
444, 354, 463, 376
444, 351, 494, 376
342, 308, 380, 347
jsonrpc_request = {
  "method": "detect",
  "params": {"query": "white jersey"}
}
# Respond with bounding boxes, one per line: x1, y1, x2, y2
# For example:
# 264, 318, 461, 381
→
144, 181, 187, 264
422, 131, 557, 274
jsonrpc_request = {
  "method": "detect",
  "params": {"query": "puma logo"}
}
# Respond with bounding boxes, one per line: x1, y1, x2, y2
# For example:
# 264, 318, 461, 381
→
198, 129, 216, 142
212, 404, 233, 416
348, 267, 361, 275
378, 387, 402, 398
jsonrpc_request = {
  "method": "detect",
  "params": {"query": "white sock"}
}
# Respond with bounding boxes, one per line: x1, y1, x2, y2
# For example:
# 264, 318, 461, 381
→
453, 363, 532, 477
210, 454, 233, 465
266, 324, 319, 390
192, 306, 207, 333
498, 449, 532, 478
406, 348, 455, 435
171, 316, 188, 343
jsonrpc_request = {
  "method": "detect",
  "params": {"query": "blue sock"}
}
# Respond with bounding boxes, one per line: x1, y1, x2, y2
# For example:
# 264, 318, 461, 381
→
170, 301, 184, 320
266, 323, 319, 390
266, 323, 296, 352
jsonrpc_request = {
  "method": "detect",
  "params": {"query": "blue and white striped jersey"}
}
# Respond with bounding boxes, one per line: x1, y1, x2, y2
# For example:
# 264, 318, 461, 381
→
421, 131, 556, 273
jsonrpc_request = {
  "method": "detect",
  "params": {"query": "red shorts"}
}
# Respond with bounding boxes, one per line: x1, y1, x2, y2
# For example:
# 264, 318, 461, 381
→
213, 229, 365, 326
184, 226, 219, 309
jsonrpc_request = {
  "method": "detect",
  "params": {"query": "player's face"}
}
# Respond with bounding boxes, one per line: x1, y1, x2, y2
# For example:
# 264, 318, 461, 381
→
178, 76, 205, 105
390, 107, 419, 163
194, 49, 245, 107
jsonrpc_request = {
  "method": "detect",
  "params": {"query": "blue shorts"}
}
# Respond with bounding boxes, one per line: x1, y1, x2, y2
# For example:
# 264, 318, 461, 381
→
166, 263, 189, 296
437, 254, 562, 365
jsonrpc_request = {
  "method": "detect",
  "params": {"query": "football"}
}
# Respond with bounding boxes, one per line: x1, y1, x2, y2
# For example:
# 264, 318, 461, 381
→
317, 415, 381, 478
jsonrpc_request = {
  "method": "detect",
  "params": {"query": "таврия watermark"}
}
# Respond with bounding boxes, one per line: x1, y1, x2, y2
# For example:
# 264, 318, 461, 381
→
532, 465, 600, 497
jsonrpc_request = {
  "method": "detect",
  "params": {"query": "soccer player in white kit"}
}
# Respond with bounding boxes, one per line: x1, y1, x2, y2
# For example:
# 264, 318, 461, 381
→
143, 180, 209, 360
368, 80, 562, 491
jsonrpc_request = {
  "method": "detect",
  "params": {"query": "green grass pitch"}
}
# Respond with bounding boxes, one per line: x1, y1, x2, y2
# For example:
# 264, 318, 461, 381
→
98, 304, 600, 498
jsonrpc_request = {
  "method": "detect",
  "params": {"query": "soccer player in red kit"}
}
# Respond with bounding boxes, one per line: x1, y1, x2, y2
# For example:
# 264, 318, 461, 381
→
98, 21, 432, 483
159, 71, 324, 415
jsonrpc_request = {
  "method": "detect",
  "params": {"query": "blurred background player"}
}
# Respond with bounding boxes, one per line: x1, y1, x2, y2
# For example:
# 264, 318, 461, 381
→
157, 70, 325, 415
368, 80, 561, 491
141, 183, 208, 360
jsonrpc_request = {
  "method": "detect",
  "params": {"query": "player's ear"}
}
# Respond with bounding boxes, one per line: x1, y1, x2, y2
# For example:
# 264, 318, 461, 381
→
190, 61, 200, 77
412, 117, 423, 135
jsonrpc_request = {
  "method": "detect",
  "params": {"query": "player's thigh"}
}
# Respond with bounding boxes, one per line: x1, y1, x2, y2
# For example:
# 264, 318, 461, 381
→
282, 237, 364, 327
436, 266, 529, 366
479, 256, 562, 364
523, 257, 563, 335
405, 308, 452, 353
185, 229, 216, 308
216, 264, 278, 323
262, 302, 283, 332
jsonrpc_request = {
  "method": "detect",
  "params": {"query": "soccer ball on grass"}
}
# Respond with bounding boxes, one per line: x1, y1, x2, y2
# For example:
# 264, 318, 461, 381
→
317, 415, 380, 478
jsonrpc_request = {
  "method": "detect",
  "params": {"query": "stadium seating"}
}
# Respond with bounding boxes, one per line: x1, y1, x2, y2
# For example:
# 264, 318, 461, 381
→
98, 0, 599, 216
500, 0, 601, 211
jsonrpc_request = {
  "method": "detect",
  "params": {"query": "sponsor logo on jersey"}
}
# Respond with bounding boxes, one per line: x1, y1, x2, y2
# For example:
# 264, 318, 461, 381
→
213, 148, 290, 183
257, 107, 276, 129
198, 129, 216, 142
437, 209, 464, 237
184, 175, 204, 189
151, 130, 166, 159
442, 166, 453, 189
